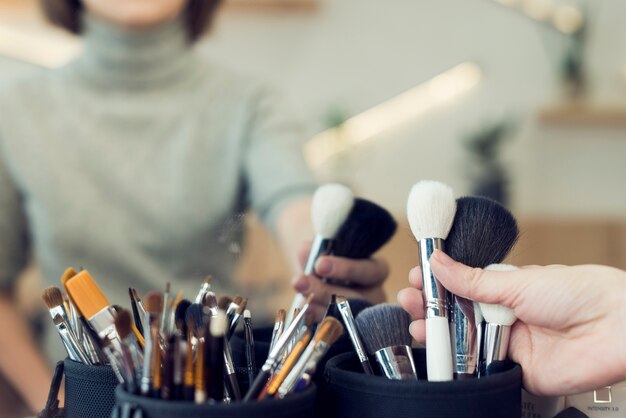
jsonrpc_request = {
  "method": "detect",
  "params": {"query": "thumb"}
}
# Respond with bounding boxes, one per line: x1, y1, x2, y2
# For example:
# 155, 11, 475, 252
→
429, 250, 524, 306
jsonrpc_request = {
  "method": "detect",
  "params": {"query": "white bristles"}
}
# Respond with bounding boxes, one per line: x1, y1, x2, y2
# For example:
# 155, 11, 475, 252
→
210, 310, 227, 336
406, 180, 456, 241
243, 309, 251, 319
311, 183, 354, 238
478, 264, 518, 326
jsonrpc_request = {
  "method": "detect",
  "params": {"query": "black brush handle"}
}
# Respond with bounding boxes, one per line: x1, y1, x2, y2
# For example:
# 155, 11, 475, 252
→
226, 372, 242, 401
128, 289, 144, 336
361, 359, 375, 375
243, 369, 270, 402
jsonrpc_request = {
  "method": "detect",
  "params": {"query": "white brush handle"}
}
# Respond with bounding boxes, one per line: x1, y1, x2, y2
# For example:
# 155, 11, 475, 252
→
426, 316, 453, 381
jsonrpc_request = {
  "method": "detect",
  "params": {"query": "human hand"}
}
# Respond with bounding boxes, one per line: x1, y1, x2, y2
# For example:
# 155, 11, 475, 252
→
292, 242, 388, 319
397, 250, 626, 396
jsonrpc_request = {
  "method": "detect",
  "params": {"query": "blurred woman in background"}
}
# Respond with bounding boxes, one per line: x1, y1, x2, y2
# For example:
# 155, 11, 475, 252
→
0, 0, 388, 413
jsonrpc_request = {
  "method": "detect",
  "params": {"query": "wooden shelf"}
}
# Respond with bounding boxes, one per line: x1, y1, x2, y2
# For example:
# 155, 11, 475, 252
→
538, 102, 626, 126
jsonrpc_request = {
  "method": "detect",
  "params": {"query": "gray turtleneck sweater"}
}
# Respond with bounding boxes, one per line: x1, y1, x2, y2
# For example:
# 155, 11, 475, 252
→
0, 17, 315, 317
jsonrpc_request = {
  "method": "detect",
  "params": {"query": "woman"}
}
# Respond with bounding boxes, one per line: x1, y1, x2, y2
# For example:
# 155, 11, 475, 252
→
0, 0, 388, 413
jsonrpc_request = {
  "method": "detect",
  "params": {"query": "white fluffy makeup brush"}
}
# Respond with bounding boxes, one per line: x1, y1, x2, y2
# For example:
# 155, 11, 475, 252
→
407, 180, 456, 382
288, 183, 355, 325
479, 263, 519, 376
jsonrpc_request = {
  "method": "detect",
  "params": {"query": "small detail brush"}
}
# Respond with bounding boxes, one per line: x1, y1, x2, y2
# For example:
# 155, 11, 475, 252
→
269, 308, 286, 353
194, 275, 212, 304
336, 296, 374, 375
407, 180, 456, 381
355, 304, 417, 380
243, 309, 256, 388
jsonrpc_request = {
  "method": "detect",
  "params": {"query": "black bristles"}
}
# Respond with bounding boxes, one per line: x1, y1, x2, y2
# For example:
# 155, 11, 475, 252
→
184, 304, 206, 336
333, 198, 397, 258
445, 196, 519, 268
174, 299, 191, 336
354, 304, 412, 354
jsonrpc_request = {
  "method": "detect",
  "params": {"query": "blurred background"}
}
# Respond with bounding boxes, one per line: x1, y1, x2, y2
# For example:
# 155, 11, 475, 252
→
2, 0, 626, 341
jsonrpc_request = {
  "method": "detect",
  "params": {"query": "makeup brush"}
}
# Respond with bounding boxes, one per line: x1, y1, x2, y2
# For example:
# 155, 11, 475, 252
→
323, 198, 397, 286
174, 299, 191, 337
407, 180, 456, 381
194, 275, 213, 304
228, 297, 247, 337
202, 292, 219, 316
336, 296, 374, 375
194, 324, 207, 404
259, 329, 312, 400
288, 184, 354, 326
130, 288, 147, 319
140, 292, 163, 396
113, 310, 139, 394
42, 287, 90, 363
355, 304, 417, 380
243, 309, 256, 387
64, 270, 124, 354
184, 317, 196, 401
161, 283, 171, 333
217, 296, 233, 312
244, 294, 314, 401
479, 264, 519, 376
209, 311, 227, 402
276, 317, 344, 398
445, 196, 519, 378
128, 288, 144, 337
269, 309, 286, 353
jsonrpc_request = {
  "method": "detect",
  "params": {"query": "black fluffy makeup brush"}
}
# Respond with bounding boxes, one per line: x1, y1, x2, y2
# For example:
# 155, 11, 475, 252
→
355, 304, 417, 380
323, 198, 397, 286
445, 196, 519, 378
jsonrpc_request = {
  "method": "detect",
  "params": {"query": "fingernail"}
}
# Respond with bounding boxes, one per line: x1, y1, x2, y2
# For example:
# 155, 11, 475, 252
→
294, 276, 311, 293
432, 250, 455, 266
315, 258, 332, 276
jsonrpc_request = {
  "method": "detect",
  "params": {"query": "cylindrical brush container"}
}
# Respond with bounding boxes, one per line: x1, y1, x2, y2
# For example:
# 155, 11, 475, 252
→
63, 359, 119, 418
112, 383, 317, 418
321, 348, 522, 418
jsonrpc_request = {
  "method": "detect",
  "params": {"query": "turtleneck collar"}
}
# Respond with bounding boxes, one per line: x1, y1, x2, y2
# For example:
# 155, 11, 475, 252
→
68, 13, 199, 91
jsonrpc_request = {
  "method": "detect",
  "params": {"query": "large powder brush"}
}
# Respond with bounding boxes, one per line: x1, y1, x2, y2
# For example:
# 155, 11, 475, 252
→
445, 196, 519, 377
332, 198, 397, 259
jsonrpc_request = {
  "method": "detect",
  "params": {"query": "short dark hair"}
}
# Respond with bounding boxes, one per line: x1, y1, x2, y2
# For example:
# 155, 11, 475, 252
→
39, 0, 222, 42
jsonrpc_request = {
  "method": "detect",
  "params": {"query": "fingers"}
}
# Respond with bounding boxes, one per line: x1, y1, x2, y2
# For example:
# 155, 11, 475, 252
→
397, 288, 424, 320
429, 250, 528, 306
314, 256, 389, 287
408, 266, 423, 289
409, 319, 425, 344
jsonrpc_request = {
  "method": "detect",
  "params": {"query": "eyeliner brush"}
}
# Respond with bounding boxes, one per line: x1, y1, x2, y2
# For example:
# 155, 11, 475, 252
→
128, 288, 144, 336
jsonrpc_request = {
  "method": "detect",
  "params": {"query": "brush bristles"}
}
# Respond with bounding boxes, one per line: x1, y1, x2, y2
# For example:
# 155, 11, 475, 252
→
203, 293, 217, 310
52, 314, 65, 327
446, 196, 519, 268
42, 286, 65, 309
233, 296, 243, 306
311, 183, 354, 238
244, 309, 251, 319
64, 271, 110, 318
175, 300, 192, 329
60, 267, 77, 286
236, 298, 248, 315
185, 304, 206, 335
314, 317, 344, 345
217, 296, 232, 311
333, 198, 397, 258
145, 291, 164, 315
114, 310, 132, 339
355, 304, 413, 354
276, 309, 286, 323
479, 264, 518, 326
210, 311, 227, 336
406, 180, 456, 241
204, 275, 212, 285
131, 288, 142, 302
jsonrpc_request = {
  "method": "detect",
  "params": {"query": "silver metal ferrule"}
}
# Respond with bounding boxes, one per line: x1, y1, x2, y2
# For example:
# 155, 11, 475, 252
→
337, 299, 369, 365
484, 323, 511, 369
418, 238, 450, 319
194, 282, 211, 304
304, 235, 333, 275
56, 320, 90, 363
68, 302, 82, 341
88, 306, 123, 356
223, 340, 236, 375
451, 296, 478, 376
374, 345, 417, 380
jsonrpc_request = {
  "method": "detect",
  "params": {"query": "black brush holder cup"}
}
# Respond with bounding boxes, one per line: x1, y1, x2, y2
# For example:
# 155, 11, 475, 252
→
112, 383, 317, 418
63, 359, 119, 418
321, 348, 522, 418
